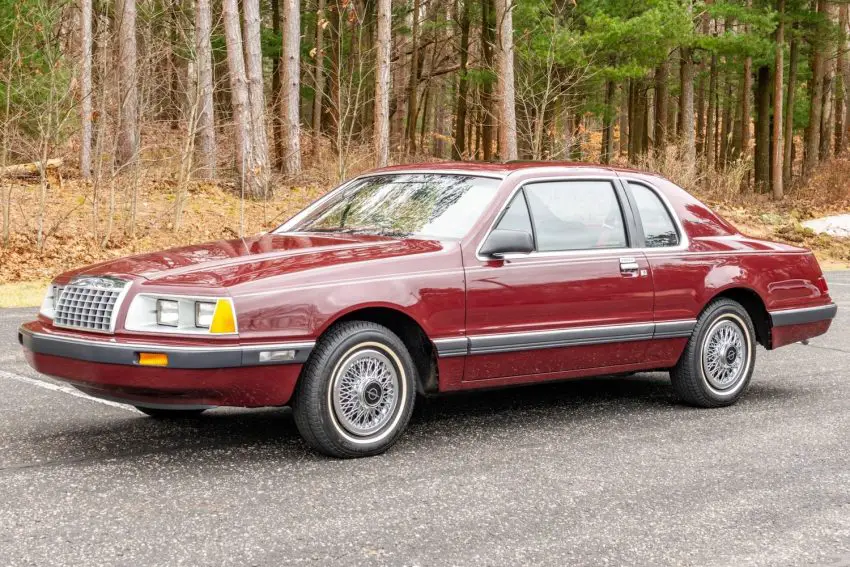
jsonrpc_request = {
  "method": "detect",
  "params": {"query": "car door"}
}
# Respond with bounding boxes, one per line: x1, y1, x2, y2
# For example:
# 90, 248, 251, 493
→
463, 177, 655, 382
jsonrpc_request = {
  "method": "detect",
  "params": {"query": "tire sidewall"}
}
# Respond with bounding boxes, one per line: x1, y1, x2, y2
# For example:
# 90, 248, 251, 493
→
692, 303, 756, 403
312, 326, 417, 456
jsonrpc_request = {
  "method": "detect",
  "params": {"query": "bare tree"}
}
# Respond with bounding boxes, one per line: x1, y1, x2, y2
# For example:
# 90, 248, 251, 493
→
805, 0, 827, 176
406, 0, 421, 154
772, 0, 784, 199
195, 0, 215, 178
374, 0, 392, 167
680, 48, 696, 167
116, 0, 139, 167
243, 0, 270, 193
80, 0, 92, 178
222, 0, 259, 197
280, 0, 302, 174
312, 0, 326, 156
494, 0, 518, 160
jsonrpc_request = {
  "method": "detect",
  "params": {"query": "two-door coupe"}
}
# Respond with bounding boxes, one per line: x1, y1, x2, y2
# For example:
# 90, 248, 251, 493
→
19, 162, 837, 457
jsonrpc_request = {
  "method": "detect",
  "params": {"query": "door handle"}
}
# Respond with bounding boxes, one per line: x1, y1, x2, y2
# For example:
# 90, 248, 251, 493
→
619, 257, 640, 274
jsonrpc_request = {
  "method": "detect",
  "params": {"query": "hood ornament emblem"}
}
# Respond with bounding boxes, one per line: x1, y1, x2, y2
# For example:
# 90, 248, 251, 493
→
70, 276, 128, 290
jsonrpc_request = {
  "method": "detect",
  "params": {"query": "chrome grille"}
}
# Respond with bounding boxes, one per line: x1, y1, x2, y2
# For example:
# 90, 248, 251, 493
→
53, 277, 129, 333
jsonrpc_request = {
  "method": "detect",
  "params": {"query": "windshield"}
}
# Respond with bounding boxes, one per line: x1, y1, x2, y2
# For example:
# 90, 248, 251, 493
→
277, 174, 502, 239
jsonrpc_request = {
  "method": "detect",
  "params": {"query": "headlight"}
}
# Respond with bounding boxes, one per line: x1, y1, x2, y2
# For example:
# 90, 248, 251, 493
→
39, 284, 63, 319
195, 301, 215, 328
156, 299, 179, 327
125, 295, 237, 335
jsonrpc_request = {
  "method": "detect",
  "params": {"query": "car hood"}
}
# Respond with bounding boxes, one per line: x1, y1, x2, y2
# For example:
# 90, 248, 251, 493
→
58, 233, 447, 288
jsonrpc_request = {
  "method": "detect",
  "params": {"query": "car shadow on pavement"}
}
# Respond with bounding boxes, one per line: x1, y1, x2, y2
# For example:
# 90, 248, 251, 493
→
5, 372, 798, 468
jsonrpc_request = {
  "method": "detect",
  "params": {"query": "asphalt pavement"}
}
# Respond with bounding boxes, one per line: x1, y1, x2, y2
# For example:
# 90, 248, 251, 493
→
1, 274, 849, 566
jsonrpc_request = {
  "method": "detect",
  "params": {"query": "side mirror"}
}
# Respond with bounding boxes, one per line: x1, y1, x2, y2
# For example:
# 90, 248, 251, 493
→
480, 229, 534, 257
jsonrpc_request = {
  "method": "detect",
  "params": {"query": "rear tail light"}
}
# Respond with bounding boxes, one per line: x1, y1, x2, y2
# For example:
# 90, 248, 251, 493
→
815, 276, 829, 295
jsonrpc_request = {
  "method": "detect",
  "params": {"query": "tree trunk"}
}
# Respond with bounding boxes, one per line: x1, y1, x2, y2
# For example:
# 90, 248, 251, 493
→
243, 0, 270, 191
820, 39, 836, 161
374, 0, 391, 167
754, 65, 771, 192
116, 0, 138, 167
737, 0, 752, 161
772, 0, 785, 199
784, 28, 799, 186
628, 80, 636, 160
271, 0, 283, 169
313, 0, 326, 156
629, 79, 647, 160
494, 0, 518, 160
481, 0, 495, 160
452, 0, 471, 160
195, 0, 216, 178
741, 58, 752, 160
843, 7, 850, 156
279, 0, 301, 175
680, 48, 696, 167
804, 0, 827, 176
406, 0, 421, 154
706, 53, 718, 169
654, 58, 669, 153
835, 5, 848, 154
222, 0, 256, 195
419, 83, 431, 151
80, 0, 92, 178
721, 78, 733, 166
696, 75, 706, 156
601, 80, 615, 163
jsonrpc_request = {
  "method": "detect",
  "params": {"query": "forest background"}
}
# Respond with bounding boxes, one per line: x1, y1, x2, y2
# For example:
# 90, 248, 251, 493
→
2, 0, 850, 306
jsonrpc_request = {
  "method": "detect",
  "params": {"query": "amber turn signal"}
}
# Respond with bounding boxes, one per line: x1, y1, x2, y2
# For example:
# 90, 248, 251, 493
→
138, 352, 169, 367
209, 299, 237, 334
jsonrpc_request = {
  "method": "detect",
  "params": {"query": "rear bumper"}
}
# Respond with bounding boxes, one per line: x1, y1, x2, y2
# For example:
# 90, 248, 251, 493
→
768, 303, 837, 349
769, 303, 838, 327
18, 322, 311, 408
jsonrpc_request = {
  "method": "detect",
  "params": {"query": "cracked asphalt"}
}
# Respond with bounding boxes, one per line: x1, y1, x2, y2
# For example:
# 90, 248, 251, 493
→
1, 273, 849, 566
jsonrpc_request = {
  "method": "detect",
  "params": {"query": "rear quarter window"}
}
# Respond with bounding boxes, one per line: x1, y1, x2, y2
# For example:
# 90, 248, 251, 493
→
627, 182, 680, 248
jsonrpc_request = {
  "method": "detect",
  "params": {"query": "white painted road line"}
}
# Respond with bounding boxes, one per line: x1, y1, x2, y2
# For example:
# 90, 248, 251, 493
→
0, 370, 138, 412
828, 282, 850, 286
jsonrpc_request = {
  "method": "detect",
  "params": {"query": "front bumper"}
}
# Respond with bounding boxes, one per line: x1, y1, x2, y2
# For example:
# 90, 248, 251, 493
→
19, 322, 313, 408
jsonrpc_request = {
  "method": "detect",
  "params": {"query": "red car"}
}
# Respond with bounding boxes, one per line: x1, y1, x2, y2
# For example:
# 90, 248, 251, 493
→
19, 162, 837, 457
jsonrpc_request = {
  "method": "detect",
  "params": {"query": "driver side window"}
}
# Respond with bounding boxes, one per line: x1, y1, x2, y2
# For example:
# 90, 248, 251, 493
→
524, 181, 627, 252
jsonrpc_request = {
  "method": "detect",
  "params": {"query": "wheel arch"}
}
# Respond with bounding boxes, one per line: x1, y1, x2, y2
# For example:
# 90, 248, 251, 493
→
320, 305, 439, 394
704, 286, 771, 348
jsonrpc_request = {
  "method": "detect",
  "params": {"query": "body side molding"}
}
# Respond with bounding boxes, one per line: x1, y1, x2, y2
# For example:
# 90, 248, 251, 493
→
432, 319, 697, 358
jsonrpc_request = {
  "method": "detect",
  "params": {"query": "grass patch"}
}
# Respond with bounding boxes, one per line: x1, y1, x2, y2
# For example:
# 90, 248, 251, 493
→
0, 280, 47, 308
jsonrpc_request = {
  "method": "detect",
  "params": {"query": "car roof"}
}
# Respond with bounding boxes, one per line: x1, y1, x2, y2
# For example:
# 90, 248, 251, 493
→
365, 160, 649, 178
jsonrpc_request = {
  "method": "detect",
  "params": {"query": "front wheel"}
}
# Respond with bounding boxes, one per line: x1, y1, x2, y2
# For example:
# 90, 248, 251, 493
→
292, 321, 417, 458
670, 298, 757, 408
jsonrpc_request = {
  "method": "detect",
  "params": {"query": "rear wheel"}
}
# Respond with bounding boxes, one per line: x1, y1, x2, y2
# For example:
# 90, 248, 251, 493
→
135, 407, 206, 419
293, 321, 417, 458
671, 298, 756, 408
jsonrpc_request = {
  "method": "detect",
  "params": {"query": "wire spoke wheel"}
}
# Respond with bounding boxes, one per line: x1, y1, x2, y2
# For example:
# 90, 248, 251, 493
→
701, 318, 748, 391
331, 348, 401, 437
